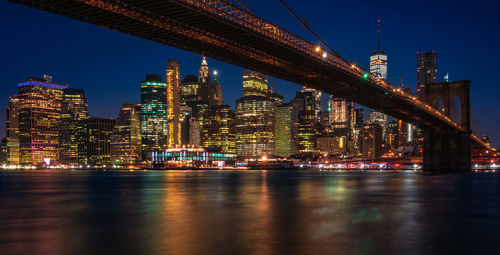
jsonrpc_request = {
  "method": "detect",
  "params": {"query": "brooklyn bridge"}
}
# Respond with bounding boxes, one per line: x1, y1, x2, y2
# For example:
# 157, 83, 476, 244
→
8, 0, 493, 172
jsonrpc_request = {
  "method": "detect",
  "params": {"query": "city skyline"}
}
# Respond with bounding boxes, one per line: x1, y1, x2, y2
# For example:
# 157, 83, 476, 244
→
1, 0, 499, 146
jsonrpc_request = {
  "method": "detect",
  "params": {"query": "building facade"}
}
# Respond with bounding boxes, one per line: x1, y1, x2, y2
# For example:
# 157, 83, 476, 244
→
18, 76, 67, 165
141, 74, 168, 161
361, 124, 383, 159
78, 118, 115, 165
274, 104, 297, 157
111, 103, 141, 165
416, 51, 437, 98
166, 60, 181, 148
201, 105, 236, 153
6, 96, 20, 165
59, 88, 88, 164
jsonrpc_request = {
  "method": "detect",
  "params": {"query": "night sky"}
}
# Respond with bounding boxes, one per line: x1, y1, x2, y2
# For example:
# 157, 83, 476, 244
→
1, 0, 499, 145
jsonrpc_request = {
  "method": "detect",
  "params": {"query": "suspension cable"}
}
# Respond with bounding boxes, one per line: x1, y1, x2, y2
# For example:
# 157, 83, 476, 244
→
277, 0, 352, 65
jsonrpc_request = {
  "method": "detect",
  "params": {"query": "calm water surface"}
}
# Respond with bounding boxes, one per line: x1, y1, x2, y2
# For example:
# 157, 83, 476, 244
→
0, 169, 499, 255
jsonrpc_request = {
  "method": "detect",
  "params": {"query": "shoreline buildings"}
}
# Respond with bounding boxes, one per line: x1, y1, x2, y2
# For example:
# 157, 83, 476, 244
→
17, 75, 67, 165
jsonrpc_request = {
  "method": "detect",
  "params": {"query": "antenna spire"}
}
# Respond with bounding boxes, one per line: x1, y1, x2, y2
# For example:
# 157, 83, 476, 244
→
377, 18, 381, 51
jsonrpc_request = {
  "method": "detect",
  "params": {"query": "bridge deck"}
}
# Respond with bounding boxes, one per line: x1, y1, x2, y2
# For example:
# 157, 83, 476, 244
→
8, 0, 491, 150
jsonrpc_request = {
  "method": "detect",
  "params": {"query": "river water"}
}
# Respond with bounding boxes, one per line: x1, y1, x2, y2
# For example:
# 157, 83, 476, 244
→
0, 169, 499, 254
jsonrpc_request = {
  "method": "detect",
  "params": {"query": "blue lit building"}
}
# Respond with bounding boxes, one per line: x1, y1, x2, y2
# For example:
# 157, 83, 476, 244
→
141, 74, 168, 161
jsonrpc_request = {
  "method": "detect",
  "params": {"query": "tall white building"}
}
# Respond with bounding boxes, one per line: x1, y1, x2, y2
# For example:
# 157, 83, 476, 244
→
369, 19, 388, 80
369, 19, 388, 139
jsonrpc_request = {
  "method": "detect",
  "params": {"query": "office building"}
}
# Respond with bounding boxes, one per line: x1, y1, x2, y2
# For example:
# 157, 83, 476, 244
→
18, 75, 67, 165
6, 95, 19, 165
59, 88, 88, 164
78, 117, 115, 165
328, 96, 354, 136
166, 60, 181, 148
235, 71, 275, 157
242, 70, 269, 97
201, 105, 236, 153
301, 86, 322, 119
361, 124, 382, 159
111, 103, 141, 165
369, 19, 388, 80
416, 51, 437, 98
141, 74, 168, 161
275, 104, 298, 157
291, 91, 318, 153
180, 75, 200, 106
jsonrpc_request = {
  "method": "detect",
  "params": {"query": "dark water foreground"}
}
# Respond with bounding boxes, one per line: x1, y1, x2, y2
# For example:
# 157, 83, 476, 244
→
0, 169, 499, 255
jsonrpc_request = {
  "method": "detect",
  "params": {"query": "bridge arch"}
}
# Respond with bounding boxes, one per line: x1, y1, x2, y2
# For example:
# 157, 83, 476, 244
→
423, 80, 471, 130
434, 98, 445, 113
450, 96, 462, 125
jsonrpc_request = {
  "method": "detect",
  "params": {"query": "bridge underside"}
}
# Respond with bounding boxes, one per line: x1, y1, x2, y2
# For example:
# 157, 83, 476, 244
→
9, 0, 460, 132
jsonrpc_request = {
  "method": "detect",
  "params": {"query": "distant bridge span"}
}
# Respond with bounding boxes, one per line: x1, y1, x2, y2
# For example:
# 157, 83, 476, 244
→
9, 0, 491, 171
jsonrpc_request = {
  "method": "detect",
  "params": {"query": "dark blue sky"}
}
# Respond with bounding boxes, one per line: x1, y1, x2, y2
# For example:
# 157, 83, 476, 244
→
1, 0, 499, 145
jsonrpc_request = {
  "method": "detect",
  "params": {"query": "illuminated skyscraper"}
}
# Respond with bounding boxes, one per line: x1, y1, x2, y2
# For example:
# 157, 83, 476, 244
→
6, 95, 19, 165
59, 88, 88, 164
369, 19, 388, 80
242, 70, 269, 97
367, 110, 388, 139
166, 60, 181, 148
301, 86, 322, 119
111, 103, 141, 165
361, 124, 382, 159
275, 104, 298, 157
180, 75, 200, 106
236, 71, 275, 157
291, 91, 318, 153
416, 51, 437, 98
369, 19, 388, 138
18, 75, 67, 165
141, 74, 168, 161
201, 105, 236, 153
328, 96, 353, 136
78, 118, 115, 165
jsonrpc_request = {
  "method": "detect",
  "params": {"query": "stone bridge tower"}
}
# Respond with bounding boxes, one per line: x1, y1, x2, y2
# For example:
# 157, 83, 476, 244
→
422, 80, 471, 172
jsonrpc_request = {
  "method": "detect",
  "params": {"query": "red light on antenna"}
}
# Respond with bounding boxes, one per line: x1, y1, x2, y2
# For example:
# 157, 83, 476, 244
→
377, 19, 381, 23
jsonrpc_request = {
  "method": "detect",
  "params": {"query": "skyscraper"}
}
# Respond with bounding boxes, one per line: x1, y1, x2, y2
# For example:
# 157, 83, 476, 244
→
6, 95, 19, 165
18, 75, 67, 165
78, 117, 115, 165
301, 86, 322, 119
242, 70, 269, 97
180, 75, 200, 106
201, 105, 236, 153
369, 19, 388, 80
416, 51, 437, 98
198, 57, 222, 107
328, 96, 353, 136
367, 110, 388, 139
59, 88, 88, 164
291, 91, 318, 153
236, 71, 275, 157
274, 104, 298, 157
111, 103, 141, 165
361, 124, 382, 159
166, 60, 181, 148
368, 19, 388, 141
141, 74, 168, 161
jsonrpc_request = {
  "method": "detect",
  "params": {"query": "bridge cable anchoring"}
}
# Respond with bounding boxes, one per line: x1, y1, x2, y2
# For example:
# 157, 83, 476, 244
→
276, 0, 351, 66
232, 0, 257, 16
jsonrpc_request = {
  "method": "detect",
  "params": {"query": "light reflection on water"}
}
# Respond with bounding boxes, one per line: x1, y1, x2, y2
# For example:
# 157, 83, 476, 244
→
0, 169, 499, 254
